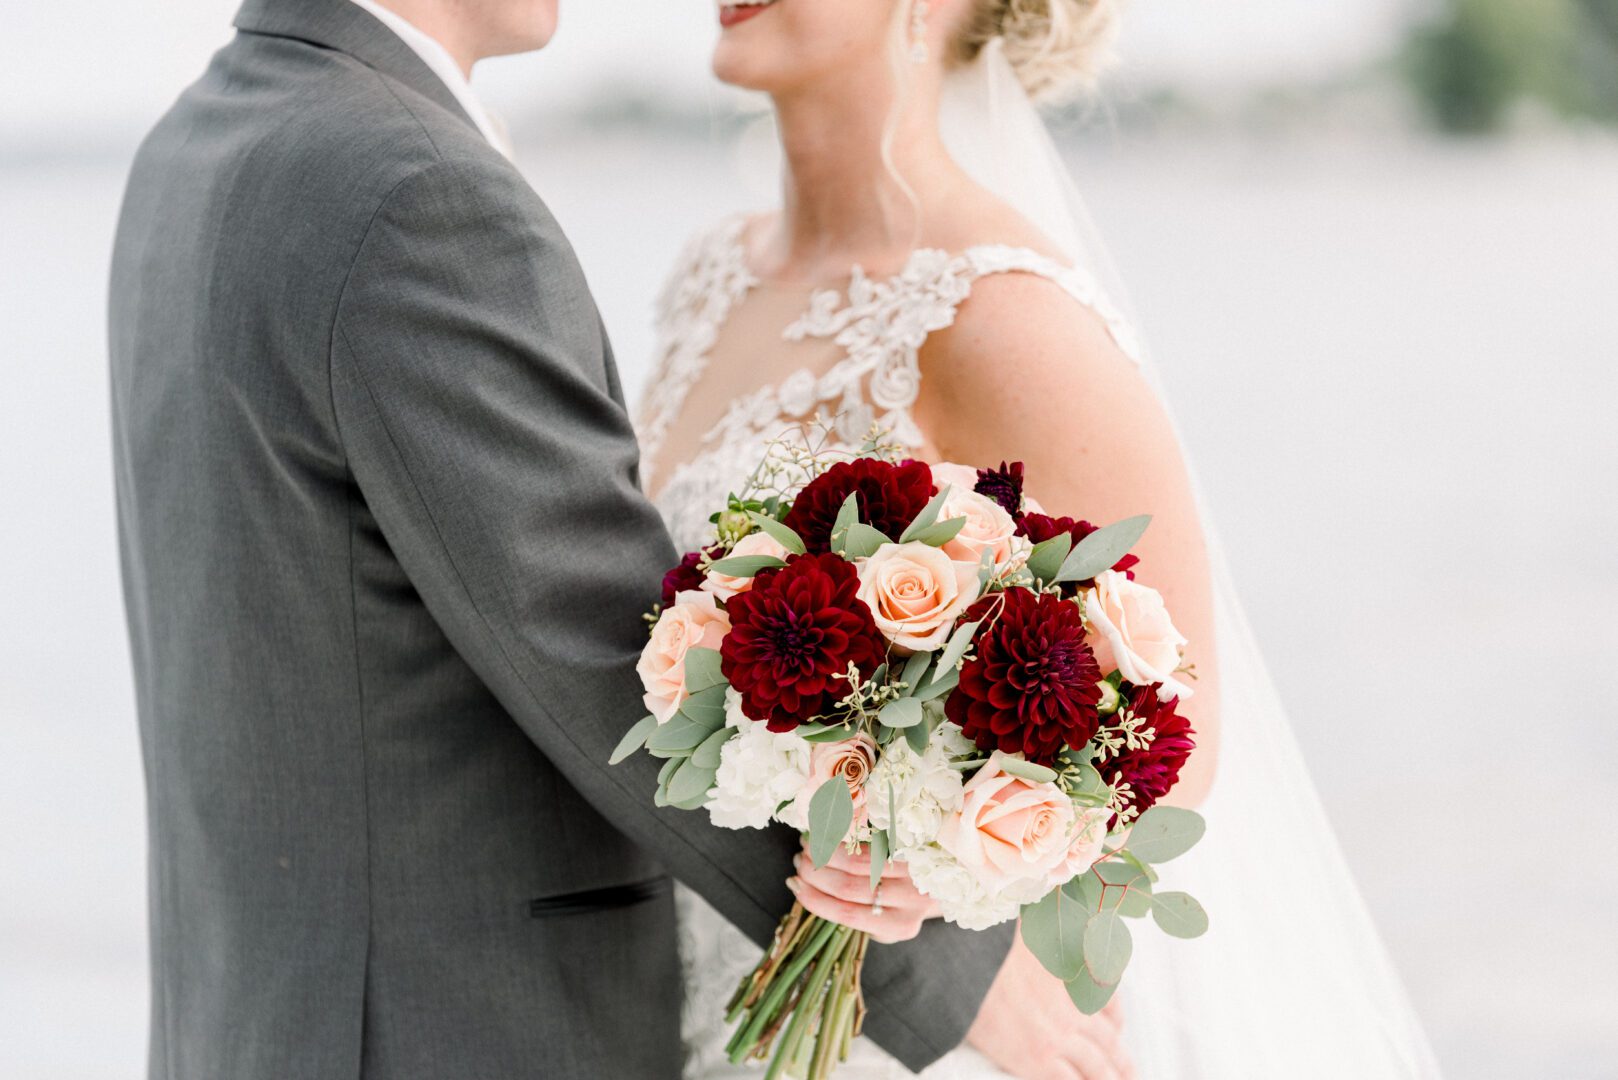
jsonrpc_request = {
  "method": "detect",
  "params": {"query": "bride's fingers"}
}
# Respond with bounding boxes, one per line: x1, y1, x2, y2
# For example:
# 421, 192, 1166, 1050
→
787, 877, 925, 943
1055, 1033, 1124, 1080
820, 843, 912, 880
793, 854, 923, 906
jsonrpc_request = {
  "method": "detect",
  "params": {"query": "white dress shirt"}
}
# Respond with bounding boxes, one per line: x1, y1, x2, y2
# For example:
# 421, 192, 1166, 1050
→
347, 0, 513, 158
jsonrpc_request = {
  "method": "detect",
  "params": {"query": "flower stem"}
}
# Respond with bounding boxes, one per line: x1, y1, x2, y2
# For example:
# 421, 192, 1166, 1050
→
765, 924, 853, 1080
727, 915, 840, 1064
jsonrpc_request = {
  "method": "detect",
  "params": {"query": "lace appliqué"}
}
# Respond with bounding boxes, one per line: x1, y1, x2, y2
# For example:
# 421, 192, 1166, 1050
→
648, 235, 1141, 553
638, 216, 758, 493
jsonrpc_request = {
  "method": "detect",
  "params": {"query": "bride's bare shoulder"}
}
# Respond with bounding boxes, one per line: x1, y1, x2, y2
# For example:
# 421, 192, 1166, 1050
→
923, 268, 1141, 412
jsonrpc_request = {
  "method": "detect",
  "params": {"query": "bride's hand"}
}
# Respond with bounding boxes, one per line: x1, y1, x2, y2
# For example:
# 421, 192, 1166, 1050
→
967, 934, 1135, 1080
788, 841, 941, 944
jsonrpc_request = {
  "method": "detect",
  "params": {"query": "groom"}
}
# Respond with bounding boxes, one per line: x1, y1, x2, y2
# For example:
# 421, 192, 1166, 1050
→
108, 0, 1019, 1077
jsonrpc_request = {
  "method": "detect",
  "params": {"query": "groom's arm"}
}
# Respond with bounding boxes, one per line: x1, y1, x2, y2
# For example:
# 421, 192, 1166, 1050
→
328, 154, 1012, 1071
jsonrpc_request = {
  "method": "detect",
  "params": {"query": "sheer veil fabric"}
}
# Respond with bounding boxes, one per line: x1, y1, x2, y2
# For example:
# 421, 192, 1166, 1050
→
938, 41, 1444, 1078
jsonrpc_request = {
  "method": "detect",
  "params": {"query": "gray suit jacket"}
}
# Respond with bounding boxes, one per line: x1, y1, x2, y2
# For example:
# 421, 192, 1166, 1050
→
108, 1, 1011, 1077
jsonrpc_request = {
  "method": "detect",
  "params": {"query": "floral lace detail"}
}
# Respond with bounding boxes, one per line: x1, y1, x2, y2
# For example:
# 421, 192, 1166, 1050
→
638, 216, 758, 493
645, 226, 1141, 553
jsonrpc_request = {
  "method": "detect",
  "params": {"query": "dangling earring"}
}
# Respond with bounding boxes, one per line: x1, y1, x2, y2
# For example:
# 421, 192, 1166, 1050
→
909, 0, 930, 64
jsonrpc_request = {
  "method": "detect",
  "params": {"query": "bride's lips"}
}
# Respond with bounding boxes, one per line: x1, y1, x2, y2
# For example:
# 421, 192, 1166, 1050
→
719, 0, 779, 30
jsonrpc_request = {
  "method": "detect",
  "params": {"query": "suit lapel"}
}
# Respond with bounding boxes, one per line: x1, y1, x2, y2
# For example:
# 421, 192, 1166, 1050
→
232, 0, 479, 135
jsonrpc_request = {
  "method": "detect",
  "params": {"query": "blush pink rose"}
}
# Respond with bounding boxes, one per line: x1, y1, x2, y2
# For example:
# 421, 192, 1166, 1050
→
1083, 569, 1192, 701
701, 531, 791, 601
936, 752, 1077, 893
637, 591, 731, 724
787, 732, 880, 832
856, 541, 981, 654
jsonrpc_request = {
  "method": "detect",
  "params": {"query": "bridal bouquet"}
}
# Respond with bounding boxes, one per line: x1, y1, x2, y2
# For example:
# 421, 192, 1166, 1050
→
614, 434, 1208, 1079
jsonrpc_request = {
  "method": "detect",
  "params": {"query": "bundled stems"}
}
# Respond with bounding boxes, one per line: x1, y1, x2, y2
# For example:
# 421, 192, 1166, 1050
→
725, 903, 871, 1080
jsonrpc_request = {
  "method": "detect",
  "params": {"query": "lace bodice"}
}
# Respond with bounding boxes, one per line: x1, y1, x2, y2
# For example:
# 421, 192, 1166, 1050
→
638, 216, 1142, 1079
640, 215, 1142, 553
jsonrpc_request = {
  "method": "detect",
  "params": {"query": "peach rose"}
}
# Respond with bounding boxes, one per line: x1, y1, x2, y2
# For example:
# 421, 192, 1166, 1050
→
637, 591, 730, 724
701, 531, 791, 601
785, 732, 880, 832
1083, 569, 1193, 701
929, 463, 1023, 569
936, 752, 1077, 893
855, 542, 981, 654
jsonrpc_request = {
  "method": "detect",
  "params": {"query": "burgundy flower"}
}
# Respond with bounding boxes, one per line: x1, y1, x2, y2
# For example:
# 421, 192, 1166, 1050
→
1016, 514, 1139, 588
720, 553, 887, 732
660, 547, 720, 608
783, 458, 935, 555
1101, 686, 1195, 821
945, 590, 1104, 765
974, 461, 1025, 517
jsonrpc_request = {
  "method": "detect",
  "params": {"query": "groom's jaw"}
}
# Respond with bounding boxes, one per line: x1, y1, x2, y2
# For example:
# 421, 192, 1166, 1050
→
718, 0, 780, 30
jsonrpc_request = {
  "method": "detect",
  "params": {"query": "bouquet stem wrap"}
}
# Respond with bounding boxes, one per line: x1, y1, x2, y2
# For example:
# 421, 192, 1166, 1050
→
725, 903, 869, 1079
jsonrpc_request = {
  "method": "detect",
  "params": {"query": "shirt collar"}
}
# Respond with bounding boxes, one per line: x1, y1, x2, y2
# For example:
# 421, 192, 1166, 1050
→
345, 0, 513, 158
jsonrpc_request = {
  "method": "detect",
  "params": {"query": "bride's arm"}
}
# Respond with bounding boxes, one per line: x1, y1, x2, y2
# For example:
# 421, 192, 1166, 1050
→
916, 274, 1220, 806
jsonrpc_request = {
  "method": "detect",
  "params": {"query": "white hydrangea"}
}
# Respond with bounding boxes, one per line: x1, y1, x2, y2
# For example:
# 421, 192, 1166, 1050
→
867, 720, 974, 853
706, 691, 813, 831
905, 844, 1022, 931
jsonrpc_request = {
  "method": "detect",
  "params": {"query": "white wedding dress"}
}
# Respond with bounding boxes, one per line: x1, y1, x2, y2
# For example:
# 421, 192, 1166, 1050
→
636, 41, 1442, 1080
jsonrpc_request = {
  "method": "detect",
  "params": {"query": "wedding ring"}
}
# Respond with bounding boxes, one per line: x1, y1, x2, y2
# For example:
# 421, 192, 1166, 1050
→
871, 883, 885, 917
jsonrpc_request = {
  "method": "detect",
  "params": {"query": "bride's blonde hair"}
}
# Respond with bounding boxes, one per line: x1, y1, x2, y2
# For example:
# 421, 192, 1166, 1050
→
950, 0, 1123, 102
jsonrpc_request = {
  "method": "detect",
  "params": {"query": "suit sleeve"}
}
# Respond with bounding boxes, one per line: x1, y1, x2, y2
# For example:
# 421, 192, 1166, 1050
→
328, 155, 1012, 1071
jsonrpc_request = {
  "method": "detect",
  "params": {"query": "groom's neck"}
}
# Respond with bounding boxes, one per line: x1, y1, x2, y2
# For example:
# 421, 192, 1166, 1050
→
366, 0, 485, 76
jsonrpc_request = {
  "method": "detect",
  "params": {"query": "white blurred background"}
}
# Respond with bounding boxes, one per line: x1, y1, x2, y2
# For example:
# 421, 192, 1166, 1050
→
3, 2, 1616, 1078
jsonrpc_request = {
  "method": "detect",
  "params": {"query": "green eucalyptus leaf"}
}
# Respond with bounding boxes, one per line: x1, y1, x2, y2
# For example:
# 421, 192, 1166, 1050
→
667, 760, 718, 808
999, 757, 1059, 784
914, 665, 959, 701
1026, 533, 1073, 584
898, 650, 933, 695
1054, 515, 1151, 584
746, 511, 807, 555
878, 697, 925, 730
904, 718, 932, 754
807, 779, 855, 868
683, 648, 727, 694
1083, 909, 1133, 986
900, 486, 951, 542
1065, 966, 1119, 1015
1149, 891, 1209, 939
708, 554, 787, 578
841, 524, 892, 559
908, 516, 968, 548
645, 715, 709, 756
801, 725, 859, 744
609, 714, 658, 765
1020, 887, 1088, 981
653, 755, 681, 806
691, 726, 735, 770
677, 683, 729, 728
830, 492, 861, 554
931, 620, 981, 685
1125, 805, 1206, 864
868, 829, 889, 894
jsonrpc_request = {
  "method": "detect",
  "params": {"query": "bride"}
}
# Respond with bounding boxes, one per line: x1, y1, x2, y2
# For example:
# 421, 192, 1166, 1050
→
638, 1, 1442, 1077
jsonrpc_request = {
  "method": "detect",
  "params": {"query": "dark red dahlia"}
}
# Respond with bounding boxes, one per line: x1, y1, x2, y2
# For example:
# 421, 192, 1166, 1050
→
660, 546, 720, 608
720, 553, 887, 731
945, 590, 1104, 765
974, 461, 1025, 517
782, 458, 935, 555
1016, 514, 1139, 587
1100, 686, 1195, 821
